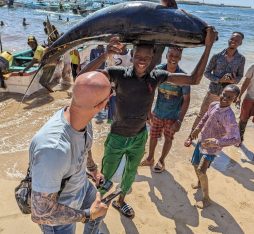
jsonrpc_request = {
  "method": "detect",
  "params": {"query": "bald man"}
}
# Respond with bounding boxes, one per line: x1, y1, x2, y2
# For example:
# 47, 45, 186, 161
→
29, 72, 110, 234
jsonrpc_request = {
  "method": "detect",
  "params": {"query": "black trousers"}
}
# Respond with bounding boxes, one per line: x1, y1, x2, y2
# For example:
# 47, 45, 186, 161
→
0, 69, 6, 89
71, 63, 78, 81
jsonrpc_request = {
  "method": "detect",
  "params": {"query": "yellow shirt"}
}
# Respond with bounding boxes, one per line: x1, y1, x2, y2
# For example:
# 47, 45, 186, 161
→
34, 45, 45, 62
0, 51, 13, 67
70, 50, 79, 65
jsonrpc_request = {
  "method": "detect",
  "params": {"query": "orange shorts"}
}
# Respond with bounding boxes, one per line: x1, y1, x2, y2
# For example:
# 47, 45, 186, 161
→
150, 115, 176, 139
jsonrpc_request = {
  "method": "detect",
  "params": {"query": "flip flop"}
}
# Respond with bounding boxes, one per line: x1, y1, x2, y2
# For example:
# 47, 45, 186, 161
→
152, 161, 165, 173
184, 137, 193, 147
140, 158, 154, 166
112, 200, 135, 219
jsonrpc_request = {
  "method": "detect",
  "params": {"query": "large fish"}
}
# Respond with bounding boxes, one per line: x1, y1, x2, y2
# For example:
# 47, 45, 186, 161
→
37, 1, 209, 90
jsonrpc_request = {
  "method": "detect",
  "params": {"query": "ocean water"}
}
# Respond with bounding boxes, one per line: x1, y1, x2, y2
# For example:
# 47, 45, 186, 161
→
0, 7, 82, 51
179, 3, 254, 70
0, 3, 254, 70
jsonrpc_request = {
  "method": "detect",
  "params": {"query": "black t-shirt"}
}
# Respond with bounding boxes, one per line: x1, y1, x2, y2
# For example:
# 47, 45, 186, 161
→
106, 66, 169, 137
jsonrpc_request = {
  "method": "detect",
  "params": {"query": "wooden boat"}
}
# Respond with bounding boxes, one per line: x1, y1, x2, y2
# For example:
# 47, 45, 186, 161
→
1, 49, 43, 96
23, 1, 48, 9
72, 2, 115, 17
48, 2, 71, 12
1, 46, 88, 96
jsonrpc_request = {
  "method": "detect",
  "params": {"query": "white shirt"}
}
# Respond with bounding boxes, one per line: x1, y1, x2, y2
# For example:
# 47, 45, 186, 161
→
107, 49, 132, 67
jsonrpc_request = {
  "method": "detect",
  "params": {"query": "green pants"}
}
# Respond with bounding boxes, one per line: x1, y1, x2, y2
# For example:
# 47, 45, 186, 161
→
101, 129, 148, 195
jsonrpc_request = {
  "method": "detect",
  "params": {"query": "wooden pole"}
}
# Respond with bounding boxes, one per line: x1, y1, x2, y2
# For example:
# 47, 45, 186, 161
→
0, 34, 3, 53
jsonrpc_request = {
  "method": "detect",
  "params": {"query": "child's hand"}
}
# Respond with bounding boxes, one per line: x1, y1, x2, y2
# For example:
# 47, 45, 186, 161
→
191, 128, 200, 140
202, 138, 218, 148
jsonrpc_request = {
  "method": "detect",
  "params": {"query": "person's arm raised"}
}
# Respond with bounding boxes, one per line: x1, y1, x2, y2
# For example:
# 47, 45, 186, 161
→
79, 52, 108, 75
79, 38, 123, 75
166, 27, 218, 86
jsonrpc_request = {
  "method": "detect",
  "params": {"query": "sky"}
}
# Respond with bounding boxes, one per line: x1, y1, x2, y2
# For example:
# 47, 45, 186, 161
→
188, 0, 254, 7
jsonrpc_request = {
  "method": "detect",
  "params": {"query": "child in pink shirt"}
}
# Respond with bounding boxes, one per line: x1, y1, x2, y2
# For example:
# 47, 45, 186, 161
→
190, 85, 241, 209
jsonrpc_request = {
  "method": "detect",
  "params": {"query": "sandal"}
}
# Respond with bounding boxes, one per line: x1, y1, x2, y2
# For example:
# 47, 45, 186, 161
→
184, 137, 193, 147
140, 158, 154, 166
152, 161, 165, 173
112, 200, 135, 219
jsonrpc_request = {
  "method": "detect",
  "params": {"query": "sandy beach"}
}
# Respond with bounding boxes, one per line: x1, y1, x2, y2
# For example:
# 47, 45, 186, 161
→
0, 0, 254, 232
0, 70, 254, 234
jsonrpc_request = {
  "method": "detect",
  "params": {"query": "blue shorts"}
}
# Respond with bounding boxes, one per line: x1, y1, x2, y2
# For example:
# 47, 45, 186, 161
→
191, 142, 215, 167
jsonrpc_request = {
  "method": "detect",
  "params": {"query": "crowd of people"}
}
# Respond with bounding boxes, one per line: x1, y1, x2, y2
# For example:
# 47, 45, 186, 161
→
29, 20, 253, 234
5, 0, 252, 233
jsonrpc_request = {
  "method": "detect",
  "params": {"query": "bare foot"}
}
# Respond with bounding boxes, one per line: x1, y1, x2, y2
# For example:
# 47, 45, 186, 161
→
195, 198, 211, 209
140, 158, 154, 166
191, 182, 201, 189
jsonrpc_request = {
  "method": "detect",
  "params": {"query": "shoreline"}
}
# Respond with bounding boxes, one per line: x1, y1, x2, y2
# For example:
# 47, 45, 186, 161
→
176, 1, 252, 9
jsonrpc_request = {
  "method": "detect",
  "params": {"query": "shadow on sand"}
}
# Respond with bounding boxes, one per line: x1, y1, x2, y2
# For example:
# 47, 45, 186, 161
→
0, 88, 54, 110
101, 210, 139, 234
136, 169, 199, 234
193, 188, 244, 233
240, 143, 254, 164
212, 151, 254, 192
100, 204, 139, 234
191, 141, 254, 191
120, 215, 139, 234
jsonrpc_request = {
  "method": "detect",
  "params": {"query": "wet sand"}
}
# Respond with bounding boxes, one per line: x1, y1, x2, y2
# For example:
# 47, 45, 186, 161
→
0, 72, 254, 233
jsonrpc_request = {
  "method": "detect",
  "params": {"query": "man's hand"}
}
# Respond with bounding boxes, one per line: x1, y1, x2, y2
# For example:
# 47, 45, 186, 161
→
89, 169, 104, 187
219, 73, 233, 83
19, 70, 24, 76
146, 112, 153, 126
170, 120, 181, 134
191, 128, 200, 140
229, 72, 237, 84
106, 37, 124, 55
205, 27, 218, 47
201, 138, 218, 148
219, 73, 236, 84
90, 192, 109, 220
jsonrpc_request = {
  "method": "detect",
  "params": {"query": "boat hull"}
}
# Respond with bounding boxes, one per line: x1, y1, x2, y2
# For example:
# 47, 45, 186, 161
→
1, 47, 88, 95
2, 70, 43, 96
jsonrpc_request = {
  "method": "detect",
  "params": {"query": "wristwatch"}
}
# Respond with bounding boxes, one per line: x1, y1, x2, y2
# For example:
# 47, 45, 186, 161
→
81, 209, 91, 223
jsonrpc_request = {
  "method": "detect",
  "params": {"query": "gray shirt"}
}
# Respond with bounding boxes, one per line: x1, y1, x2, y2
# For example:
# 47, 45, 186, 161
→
29, 108, 92, 209
204, 49, 245, 96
